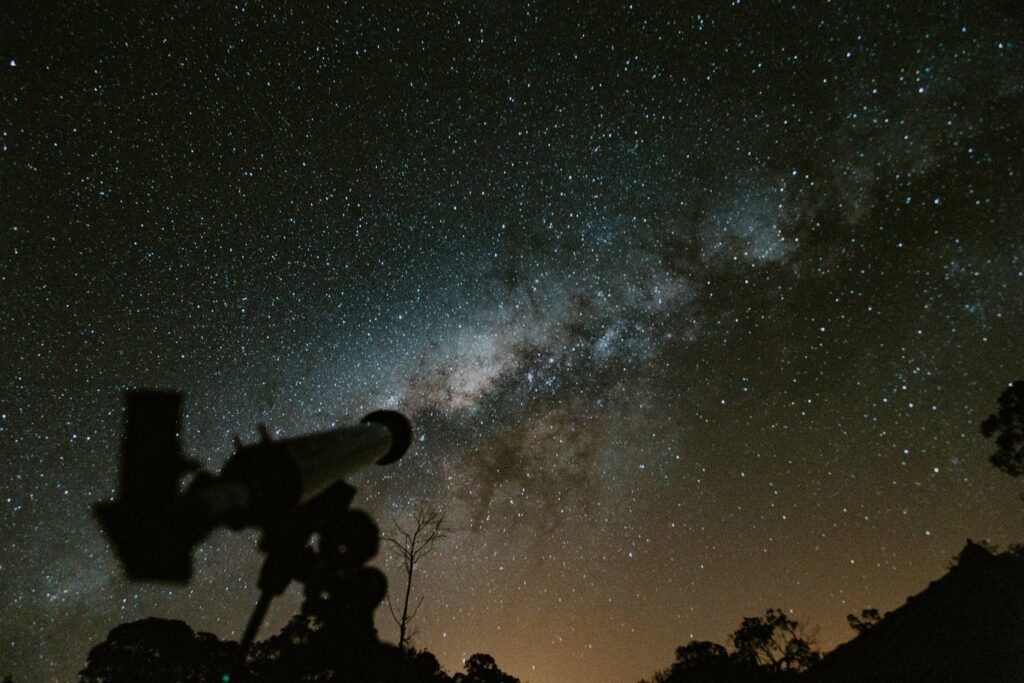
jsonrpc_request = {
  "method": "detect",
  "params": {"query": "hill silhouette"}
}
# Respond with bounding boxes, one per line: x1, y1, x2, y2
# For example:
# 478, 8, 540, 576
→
809, 540, 1024, 682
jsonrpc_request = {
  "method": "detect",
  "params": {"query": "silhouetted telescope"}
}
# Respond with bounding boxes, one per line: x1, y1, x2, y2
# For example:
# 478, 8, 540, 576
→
95, 390, 412, 582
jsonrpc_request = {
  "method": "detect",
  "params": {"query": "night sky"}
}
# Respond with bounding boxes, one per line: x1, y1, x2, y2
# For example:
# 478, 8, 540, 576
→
2, 2, 1023, 682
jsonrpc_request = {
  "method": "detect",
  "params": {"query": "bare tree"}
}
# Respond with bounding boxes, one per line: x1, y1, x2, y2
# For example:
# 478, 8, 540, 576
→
382, 506, 451, 650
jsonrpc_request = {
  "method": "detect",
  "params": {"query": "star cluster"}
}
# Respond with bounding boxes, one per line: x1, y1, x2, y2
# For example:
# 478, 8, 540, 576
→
2, 3, 1022, 682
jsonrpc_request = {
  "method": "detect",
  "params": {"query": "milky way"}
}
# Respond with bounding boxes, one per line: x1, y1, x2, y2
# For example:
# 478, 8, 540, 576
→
2, 3, 1023, 682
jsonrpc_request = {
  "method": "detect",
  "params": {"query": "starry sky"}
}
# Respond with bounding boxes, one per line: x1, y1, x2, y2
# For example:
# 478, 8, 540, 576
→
2, 2, 1023, 682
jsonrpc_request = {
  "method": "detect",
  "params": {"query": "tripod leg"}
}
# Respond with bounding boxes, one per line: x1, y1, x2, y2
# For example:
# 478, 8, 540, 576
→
225, 589, 274, 682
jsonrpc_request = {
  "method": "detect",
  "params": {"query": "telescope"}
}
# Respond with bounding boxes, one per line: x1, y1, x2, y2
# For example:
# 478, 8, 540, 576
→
95, 389, 407, 581
95, 390, 411, 582
94, 390, 413, 676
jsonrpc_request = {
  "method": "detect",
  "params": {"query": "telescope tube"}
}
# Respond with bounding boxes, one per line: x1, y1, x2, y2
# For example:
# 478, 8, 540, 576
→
214, 410, 413, 522
289, 411, 410, 503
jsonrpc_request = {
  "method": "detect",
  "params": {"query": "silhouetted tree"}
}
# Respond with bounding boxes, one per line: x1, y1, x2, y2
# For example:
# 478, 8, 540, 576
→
641, 608, 821, 682
247, 613, 454, 682
730, 608, 820, 673
644, 640, 754, 682
845, 608, 881, 634
673, 641, 730, 668
403, 648, 453, 683
79, 618, 237, 683
981, 380, 1024, 476
453, 653, 521, 683
247, 614, 320, 681
383, 506, 451, 650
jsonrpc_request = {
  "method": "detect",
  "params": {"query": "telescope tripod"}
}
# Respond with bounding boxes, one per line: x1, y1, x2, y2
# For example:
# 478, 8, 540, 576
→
229, 482, 387, 681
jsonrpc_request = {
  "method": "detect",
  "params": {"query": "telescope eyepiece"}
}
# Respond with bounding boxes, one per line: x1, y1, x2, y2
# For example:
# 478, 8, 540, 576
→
361, 410, 413, 465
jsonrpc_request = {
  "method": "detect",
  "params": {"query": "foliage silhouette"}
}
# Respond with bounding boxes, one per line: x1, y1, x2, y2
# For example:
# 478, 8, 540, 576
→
81, 613, 458, 683
247, 612, 455, 682
730, 608, 820, 673
673, 641, 730, 669
79, 618, 237, 683
641, 609, 819, 682
643, 640, 755, 682
981, 380, 1024, 476
452, 653, 522, 683
845, 608, 881, 634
